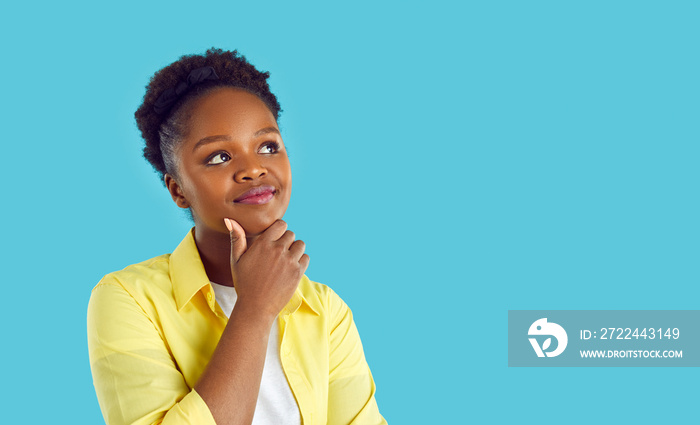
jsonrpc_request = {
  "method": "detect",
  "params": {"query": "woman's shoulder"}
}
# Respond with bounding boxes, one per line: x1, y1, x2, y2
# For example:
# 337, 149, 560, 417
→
297, 275, 348, 313
92, 253, 174, 301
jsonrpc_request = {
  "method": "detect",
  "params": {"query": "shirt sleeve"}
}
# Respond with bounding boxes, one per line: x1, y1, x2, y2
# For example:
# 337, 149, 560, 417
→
87, 282, 217, 425
326, 289, 387, 425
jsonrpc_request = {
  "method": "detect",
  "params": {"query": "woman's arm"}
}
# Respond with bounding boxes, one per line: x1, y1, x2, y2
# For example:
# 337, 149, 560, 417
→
327, 289, 387, 425
88, 282, 216, 425
193, 302, 276, 424
194, 218, 308, 424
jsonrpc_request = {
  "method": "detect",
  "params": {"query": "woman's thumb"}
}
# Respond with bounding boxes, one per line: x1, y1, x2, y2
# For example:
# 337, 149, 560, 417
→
224, 218, 247, 263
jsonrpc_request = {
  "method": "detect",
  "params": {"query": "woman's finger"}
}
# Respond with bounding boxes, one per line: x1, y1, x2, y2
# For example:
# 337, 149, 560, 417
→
288, 239, 305, 261
277, 230, 296, 248
299, 254, 310, 274
224, 218, 247, 263
261, 219, 288, 241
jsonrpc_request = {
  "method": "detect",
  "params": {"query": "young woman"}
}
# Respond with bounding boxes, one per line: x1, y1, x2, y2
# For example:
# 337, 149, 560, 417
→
87, 48, 386, 425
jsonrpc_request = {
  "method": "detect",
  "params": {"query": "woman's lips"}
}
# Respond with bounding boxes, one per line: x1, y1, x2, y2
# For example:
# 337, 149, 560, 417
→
234, 185, 276, 205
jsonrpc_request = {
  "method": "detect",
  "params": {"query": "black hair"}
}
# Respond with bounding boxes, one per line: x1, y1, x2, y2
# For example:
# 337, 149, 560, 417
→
134, 48, 281, 181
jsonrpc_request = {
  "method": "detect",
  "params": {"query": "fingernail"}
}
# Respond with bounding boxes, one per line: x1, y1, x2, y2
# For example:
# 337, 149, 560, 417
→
224, 218, 233, 232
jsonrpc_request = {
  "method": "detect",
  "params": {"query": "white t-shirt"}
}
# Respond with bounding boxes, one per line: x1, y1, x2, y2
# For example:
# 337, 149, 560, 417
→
210, 282, 302, 425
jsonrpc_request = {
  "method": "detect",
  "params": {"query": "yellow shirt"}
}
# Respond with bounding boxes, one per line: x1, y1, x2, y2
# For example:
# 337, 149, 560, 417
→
87, 230, 386, 425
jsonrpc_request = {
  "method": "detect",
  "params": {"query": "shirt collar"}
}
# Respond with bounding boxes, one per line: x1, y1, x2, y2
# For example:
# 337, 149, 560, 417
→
170, 228, 319, 316
170, 229, 210, 311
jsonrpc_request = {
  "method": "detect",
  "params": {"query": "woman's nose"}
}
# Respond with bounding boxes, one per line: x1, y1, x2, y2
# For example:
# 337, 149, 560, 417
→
233, 156, 267, 182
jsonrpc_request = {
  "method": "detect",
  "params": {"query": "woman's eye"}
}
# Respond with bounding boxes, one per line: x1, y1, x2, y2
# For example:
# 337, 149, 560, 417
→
207, 152, 231, 165
259, 142, 280, 154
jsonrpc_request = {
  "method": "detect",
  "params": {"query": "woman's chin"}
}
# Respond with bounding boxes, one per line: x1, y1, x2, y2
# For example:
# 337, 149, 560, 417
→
241, 218, 281, 237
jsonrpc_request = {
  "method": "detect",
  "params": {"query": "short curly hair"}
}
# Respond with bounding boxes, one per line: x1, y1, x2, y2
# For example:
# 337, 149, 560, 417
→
134, 48, 281, 181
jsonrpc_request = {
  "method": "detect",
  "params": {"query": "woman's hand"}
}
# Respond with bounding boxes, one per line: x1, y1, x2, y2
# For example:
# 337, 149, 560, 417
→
224, 218, 310, 319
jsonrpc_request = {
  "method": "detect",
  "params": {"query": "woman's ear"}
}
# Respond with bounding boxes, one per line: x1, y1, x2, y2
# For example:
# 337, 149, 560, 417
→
164, 173, 190, 209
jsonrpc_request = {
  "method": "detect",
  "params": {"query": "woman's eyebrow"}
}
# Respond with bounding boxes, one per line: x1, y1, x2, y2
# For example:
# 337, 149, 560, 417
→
193, 135, 231, 152
254, 126, 280, 137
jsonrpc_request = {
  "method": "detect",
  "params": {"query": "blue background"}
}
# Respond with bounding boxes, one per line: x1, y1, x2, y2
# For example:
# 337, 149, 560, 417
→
2, 1, 698, 423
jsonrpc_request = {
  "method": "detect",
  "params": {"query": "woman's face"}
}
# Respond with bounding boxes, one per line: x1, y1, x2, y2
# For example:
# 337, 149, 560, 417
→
165, 87, 291, 237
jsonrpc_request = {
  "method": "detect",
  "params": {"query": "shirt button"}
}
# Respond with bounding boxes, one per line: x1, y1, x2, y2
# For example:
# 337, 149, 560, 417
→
207, 293, 213, 301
